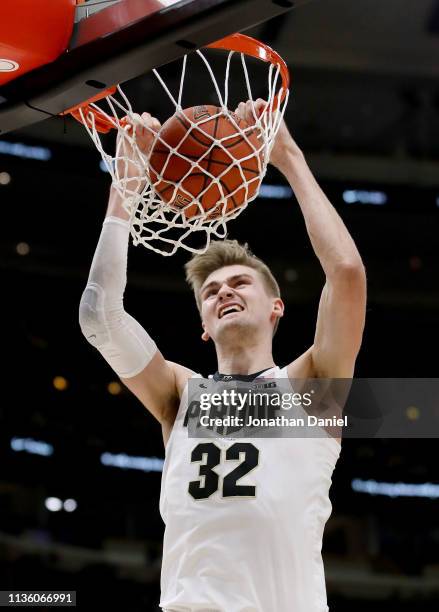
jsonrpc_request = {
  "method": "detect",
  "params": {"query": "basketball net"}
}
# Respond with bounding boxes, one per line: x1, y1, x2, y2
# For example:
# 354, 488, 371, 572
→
74, 35, 289, 256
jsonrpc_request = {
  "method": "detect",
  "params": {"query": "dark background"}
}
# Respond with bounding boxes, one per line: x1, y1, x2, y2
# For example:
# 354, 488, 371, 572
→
1, 0, 439, 609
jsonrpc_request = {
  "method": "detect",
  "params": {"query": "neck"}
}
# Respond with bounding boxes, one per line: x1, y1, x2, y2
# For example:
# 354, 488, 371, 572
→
215, 337, 275, 375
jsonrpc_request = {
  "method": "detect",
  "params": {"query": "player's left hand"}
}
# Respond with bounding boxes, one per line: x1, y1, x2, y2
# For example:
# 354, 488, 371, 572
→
234, 98, 299, 171
234, 98, 266, 125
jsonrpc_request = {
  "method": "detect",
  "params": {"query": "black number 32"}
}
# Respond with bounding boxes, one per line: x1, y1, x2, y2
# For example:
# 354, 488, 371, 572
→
188, 442, 259, 500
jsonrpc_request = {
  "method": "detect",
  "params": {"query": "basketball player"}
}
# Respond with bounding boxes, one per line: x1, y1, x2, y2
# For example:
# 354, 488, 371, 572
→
79, 100, 366, 611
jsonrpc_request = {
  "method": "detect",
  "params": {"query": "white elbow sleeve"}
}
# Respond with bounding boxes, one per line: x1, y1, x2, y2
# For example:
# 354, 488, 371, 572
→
79, 216, 157, 378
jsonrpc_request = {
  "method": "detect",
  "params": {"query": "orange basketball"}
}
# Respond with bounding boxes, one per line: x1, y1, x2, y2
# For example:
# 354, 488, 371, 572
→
148, 105, 263, 219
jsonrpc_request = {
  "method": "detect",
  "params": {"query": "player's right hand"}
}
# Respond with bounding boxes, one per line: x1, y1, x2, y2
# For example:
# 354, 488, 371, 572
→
115, 112, 161, 189
123, 112, 161, 157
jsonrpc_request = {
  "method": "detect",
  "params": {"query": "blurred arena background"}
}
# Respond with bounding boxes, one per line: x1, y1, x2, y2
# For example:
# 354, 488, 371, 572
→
1, 0, 439, 609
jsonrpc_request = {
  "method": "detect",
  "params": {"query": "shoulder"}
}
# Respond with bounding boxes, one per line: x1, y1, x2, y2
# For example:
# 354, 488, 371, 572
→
285, 348, 343, 446
286, 344, 356, 379
286, 346, 317, 379
166, 360, 197, 397
161, 361, 196, 445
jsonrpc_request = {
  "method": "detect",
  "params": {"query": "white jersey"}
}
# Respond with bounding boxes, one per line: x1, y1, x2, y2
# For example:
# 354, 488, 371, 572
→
159, 366, 341, 612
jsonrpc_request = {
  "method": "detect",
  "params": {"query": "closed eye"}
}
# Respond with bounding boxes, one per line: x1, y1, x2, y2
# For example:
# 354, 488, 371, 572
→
234, 280, 251, 289
201, 274, 253, 300
203, 287, 218, 299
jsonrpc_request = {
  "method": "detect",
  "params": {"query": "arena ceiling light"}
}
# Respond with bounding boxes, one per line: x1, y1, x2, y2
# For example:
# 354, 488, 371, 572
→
352, 478, 439, 500
101, 452, 164, 473
10, 436, 54, 457
343, 189, 388, 205
0, 140, 52, 160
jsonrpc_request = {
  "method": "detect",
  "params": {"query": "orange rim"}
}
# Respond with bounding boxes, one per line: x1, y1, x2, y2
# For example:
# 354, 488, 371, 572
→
60, 86, 119, 133
207, 33, 289, 106
63, 33, 289, 133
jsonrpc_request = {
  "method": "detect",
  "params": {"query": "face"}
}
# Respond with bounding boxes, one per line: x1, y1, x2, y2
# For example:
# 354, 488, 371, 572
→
199, 264, 283, 344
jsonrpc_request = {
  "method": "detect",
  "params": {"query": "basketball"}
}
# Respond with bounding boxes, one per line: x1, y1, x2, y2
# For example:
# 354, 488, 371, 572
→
148, 105, 263, 219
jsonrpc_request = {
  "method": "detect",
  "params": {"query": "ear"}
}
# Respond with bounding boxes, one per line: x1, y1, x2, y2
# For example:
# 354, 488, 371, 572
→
201, 321, 209, 342
272, 298, 284, 321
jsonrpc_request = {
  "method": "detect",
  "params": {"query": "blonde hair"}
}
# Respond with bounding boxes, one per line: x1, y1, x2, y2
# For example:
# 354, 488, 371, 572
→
185, 239, 281, 321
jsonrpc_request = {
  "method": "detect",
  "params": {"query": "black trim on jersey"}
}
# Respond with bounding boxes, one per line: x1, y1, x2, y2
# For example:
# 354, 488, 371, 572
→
212, 367, 274, 382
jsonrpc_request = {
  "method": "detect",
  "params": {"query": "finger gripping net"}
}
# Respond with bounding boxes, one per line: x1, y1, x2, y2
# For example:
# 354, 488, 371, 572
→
82, 50, 289, 256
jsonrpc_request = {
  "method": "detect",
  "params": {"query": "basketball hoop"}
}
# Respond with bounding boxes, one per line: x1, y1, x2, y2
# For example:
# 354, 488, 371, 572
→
64, 34, 290, 256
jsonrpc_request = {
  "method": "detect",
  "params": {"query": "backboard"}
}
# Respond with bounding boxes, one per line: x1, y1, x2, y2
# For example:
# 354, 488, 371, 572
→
0, 0, 301, 135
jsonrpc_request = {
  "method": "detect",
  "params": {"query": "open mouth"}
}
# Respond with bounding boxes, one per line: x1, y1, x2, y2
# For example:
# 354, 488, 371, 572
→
218, 304, 244, 319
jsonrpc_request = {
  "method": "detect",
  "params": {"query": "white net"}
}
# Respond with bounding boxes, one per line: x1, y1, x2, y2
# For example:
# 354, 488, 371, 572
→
80, 48, 289, 256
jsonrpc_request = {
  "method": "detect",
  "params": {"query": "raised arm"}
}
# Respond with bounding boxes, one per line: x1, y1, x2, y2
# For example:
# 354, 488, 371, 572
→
271, 123, 366, 378
79, 113, 193, 442
236, 100, 367, 378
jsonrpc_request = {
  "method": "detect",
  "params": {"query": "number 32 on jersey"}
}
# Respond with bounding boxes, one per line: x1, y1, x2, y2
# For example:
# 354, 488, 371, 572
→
188, 442, 259, 500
